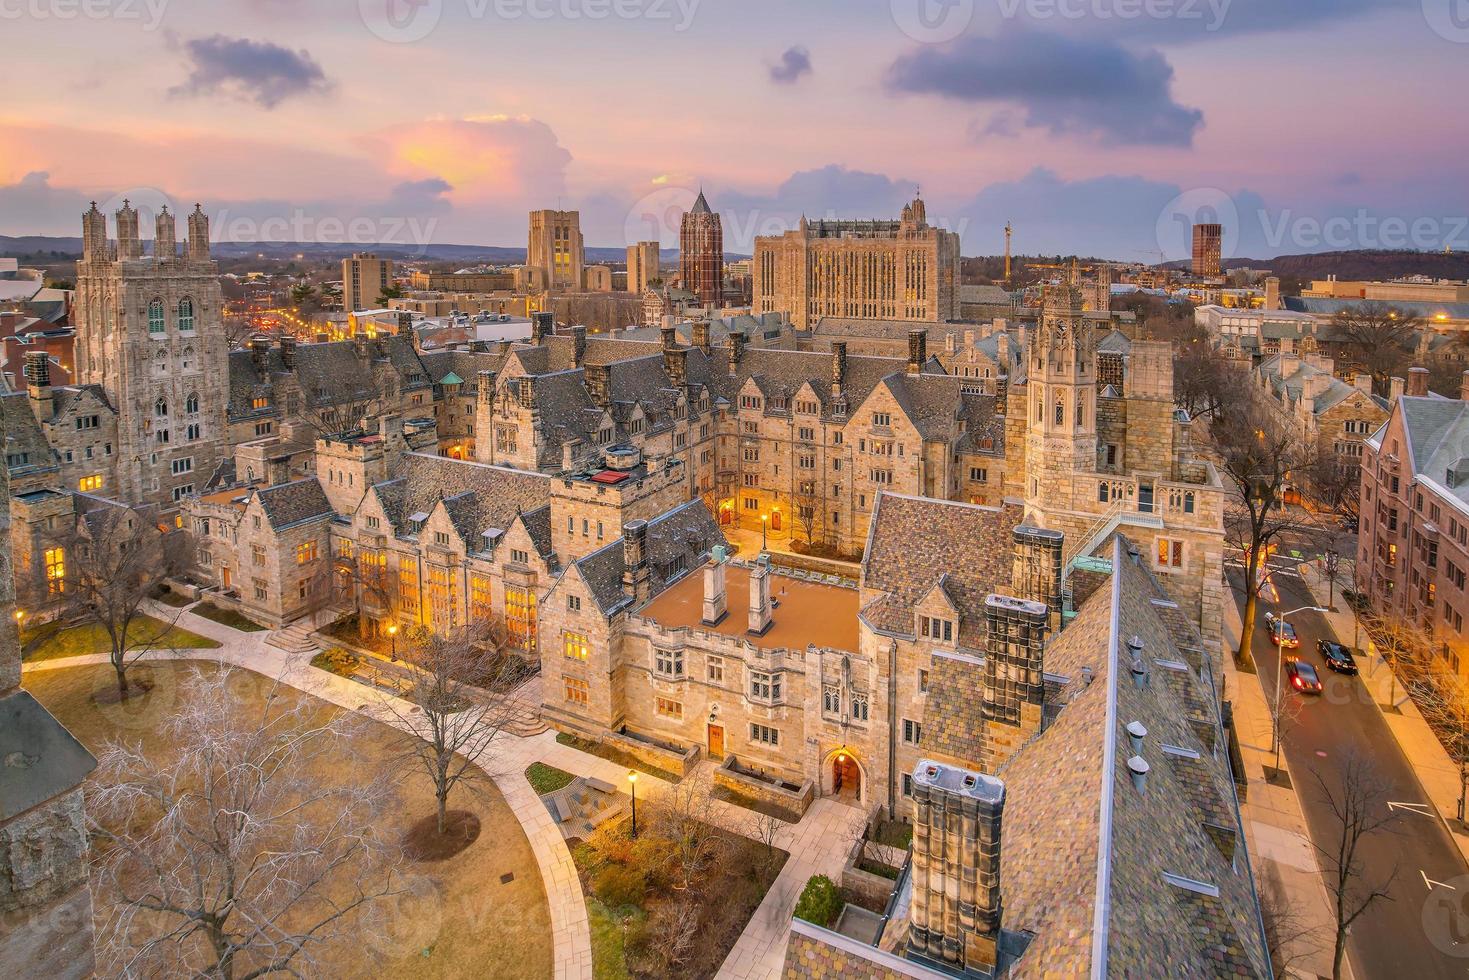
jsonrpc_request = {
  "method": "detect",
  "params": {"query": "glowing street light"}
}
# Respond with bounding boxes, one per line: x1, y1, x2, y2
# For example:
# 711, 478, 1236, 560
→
387, 622, 398, 661
761, 513, 768, 551
627, 769, 639, 839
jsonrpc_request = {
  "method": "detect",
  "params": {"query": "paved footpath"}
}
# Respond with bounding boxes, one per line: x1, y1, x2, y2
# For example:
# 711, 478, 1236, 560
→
23, 601, 867, 980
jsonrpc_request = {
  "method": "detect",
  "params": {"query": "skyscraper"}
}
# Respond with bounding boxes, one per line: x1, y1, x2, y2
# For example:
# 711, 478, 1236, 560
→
528, 209, 584, 292
1192, 223, 1223, 278
679, 190, 723, 306
342, 253, 392, 312
627, 240, 660, 293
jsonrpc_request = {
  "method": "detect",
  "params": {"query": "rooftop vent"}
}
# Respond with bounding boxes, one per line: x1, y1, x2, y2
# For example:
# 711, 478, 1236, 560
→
1128, 755, 1150, 794
1126, 721, 1148, 755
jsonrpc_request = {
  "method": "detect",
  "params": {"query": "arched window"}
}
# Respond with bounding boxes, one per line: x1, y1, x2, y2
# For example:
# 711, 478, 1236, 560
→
147, 299, 165, 334
177, 298, 195, 331
155, 397, 168, 417
1184, 491, 1196, 514
186, 392, 199, 414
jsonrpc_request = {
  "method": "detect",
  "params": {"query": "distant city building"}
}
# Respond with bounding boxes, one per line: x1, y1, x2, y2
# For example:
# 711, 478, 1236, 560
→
754, 196, 961, 329
1192, 223, 1223, 278
1303, 276, 1469, 304
584, 264, 613, 292
680, 190, 724, 306
408, 270, 516, 292
627, 241, 660, 294
342, 253, 392, 313
528, 209, 584, 292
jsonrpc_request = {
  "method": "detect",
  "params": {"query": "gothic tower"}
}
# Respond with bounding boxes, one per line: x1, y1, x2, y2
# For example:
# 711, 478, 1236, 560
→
679, 189, 723, 307
1023, 283, 1098, 510
74, 202, 230, 510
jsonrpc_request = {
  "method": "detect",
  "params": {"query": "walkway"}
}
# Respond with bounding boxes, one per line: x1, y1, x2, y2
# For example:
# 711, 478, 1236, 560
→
23, 599, 869, 980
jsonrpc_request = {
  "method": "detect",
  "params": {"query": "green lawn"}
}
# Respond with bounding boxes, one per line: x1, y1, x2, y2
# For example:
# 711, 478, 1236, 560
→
22, 615, 221, 663
525, 762, 575, 795
191, 603, 267, 632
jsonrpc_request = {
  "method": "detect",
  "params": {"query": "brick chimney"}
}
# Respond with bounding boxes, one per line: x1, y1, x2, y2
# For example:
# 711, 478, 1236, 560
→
747, 558, 773, 635
980, 594, 1048, 772
278, 335, 297, 370
621, 520, 651, 605
1408, 366, 1430, 397
909, 761, 1005, 974
908, 328, 928, 374
701, 555, 728, 626
24, 350, 53, 424
585, 363, 611, 409
571, 325, 587, 367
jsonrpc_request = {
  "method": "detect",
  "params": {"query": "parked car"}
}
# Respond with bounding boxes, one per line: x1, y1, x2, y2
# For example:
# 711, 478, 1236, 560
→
1316, 639, 1359, 674
1339, 516, 1359, 533
1285, 658, 1323, 694
1264, 612, 1300, 649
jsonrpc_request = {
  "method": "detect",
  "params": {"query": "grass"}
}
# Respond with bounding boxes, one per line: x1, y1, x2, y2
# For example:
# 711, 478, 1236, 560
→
22, 615, 221, 663
526, 762, 576, 795
191, 603, 267, 632
555, 732, 681, 784
153, 588, 195, 608
872, 819, 913, 850
586, 894, 642, 980
310, 648, 361, 678
856, 857, 901, 880
27, 661, 552, 979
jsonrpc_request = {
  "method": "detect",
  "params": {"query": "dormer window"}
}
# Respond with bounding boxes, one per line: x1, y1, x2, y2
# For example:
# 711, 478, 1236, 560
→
921, 616, 954, 642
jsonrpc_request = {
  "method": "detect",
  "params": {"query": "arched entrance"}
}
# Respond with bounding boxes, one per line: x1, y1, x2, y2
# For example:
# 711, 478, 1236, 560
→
822, 747, 865, 805
770, 509, 783, 531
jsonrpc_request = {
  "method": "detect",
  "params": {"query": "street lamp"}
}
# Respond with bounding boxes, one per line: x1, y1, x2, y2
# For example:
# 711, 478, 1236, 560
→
627, 769, 638, 839
387, 622, 398, 661
1271, 605, 1327, 761
761, 514, 768, 552
13, 609, 24, 633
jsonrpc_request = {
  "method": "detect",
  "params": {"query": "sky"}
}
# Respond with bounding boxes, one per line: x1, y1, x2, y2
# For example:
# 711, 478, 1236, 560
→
1, 0, 1466, 261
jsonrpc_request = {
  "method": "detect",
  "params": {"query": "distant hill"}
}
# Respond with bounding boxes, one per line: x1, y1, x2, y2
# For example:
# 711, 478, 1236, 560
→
0, 236, 749, 265
1159, 249, 1469, 281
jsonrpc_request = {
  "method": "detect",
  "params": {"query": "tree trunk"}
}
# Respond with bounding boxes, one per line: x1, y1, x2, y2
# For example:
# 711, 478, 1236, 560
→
1239, 581, 1259, 671
114, 660, 129, 698
1333, 926, 1347, 980
437, 785, 448, 835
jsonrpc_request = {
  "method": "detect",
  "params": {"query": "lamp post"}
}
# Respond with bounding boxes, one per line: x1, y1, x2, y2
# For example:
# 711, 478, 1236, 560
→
627, 769, 638, 839
761, 514, 768, 552
387, 622, 398, 661
1271, 604, 1327, 761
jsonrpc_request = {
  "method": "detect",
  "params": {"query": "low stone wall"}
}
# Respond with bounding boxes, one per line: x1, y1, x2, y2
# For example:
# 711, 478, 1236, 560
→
604, 728, 700, 777
841, 839, 900, 910
714, 756, 814, 817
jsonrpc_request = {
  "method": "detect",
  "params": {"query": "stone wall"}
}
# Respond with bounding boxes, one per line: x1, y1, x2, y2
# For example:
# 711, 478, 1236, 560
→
715, 756, 815, 816
603, 728, 701, 777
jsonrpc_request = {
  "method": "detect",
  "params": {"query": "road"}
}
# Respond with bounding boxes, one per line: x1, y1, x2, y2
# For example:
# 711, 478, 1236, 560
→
1230, 563, 1469, 979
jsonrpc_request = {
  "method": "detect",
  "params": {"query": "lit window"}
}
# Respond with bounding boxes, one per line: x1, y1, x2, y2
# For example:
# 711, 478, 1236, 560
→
44, 547, 65, 595
296, 541, 318, 565
564, 677, 589, 705
563, 631, 588, 661
655, 697, 683, 720
77, 475, 103, 492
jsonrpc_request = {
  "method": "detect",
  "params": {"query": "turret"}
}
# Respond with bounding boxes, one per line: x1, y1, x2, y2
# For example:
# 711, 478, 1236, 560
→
115, 200, 142, 260
81, 203, 109, 264
155, 206, 177, 260
187, 204, 211, 262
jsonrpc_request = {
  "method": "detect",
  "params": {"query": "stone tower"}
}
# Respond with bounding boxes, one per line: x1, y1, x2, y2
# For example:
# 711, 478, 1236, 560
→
1022, 283, 1097, 511
74, 202, 229, 509
680, 189, 723, 307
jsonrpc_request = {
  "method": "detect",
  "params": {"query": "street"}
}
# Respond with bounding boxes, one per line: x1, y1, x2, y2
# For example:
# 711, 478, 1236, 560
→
1229, 562, 1469, 979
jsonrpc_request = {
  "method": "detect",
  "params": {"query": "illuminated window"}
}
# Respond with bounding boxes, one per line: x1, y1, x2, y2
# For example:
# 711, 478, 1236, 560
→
252, 396, 271, 410
564, 631, 589, 661
1157, 538, 1185, 569
296, 541, 318, 565
564, 676, 589, 705
470, 575, 493, 621
77, 475, 103, 492
44, 547, 65, 594
507, 587, 537, 651
655, 697, 683, 720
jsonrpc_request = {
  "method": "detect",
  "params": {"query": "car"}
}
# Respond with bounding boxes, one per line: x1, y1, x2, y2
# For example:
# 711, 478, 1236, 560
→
1339, 516, 1359, 533
1285, 658, 1323, 694
1264, 612, 1300, 649
1316, 639, 1359, 674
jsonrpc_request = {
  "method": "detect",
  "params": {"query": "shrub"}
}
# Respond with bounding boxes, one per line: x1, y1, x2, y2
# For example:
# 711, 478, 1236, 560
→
793, 874, 842, 927
594, 863, 648, 909
310, 647, 360, 676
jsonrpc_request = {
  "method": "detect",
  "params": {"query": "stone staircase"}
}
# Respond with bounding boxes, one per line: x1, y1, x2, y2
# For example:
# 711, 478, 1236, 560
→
266, 619, 321, 658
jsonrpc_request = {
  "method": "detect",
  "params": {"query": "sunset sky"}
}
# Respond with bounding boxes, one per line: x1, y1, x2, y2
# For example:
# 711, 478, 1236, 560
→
2, 0, 1465, 260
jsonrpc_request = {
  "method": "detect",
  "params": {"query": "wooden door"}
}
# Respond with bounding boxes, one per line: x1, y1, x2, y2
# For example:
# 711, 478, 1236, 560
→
707, 724, 725, 760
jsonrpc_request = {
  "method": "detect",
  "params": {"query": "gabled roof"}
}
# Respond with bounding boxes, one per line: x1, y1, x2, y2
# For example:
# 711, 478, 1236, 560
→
572, 499, 725, 616
369, 452, 550, 543
255, 478, 333, 530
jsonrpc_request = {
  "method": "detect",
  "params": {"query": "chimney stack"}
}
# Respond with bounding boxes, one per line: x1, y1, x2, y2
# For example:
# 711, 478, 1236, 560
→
397, 310, 413, 337
1354, 373, 1373, 394
830, 341, 849, 416
250, 336, 270, 375
909, 328, 928, 374
571, 325, 587, 367
477, 369, 498, 407
980, 594, 1048, 772
1264, 276, 1281, 311
278, 335, 297, 370
729, 331, 747, 372
701, 554, 728, 625
664, 345, 688, 389
586, 363, 611, 409
621, 520, 651, 605
747, 558, 773, 635
1408, 366, 1430, 397
23, 350, 50, 391
661, 326, 677, 350
531, 310, 553, 345
692, 318, 711, 353
909, 761, 1005, 974
1390, 376, 1406, 401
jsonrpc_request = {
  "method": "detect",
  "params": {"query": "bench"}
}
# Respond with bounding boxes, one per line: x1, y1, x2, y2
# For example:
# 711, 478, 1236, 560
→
585, 777, 618, 795
549, 796, 568, 823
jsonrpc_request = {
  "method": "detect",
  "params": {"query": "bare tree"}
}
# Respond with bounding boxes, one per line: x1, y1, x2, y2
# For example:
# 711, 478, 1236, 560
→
746, 810, 785, 880
1174, 341, 1246, 423
1367, 612, 1431, 708
1257, 865, 1320, 978
650, 779, 729, 893
1408, 660, 1469, 823
791, 482, 822, 549
381, 626, 526, 836
1329, 301, 1421, 395
1309, 750, 1401, 980
89, 665, 402, 978
38, 503, 195, 700
1212, 406, 1316, 669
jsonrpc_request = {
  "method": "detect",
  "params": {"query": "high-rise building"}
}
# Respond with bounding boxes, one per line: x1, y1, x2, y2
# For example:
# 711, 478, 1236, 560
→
754, 195, 961, 329
627, 240, 660, 293
528, 209, 584, 292
73, 202, 230, 509
342, 252, 392, 312
1192, 223, 1223, 278
679, 190, 723, 306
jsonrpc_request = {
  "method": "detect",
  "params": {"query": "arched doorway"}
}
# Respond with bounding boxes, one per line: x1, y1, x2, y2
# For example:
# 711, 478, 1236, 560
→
770, 509, 782, 531
822, 747, 864, 805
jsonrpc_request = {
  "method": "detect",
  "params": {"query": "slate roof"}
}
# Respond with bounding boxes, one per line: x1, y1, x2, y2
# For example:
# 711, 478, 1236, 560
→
859, 492, 1024, 648
572, 499, 725, 615
369, 452, 552, 552
1388, 396, 1469, 510
227, 335, 431, 422
1, 392, 57, 475
1255, 353, 1388, 417
255, 478, 333, 530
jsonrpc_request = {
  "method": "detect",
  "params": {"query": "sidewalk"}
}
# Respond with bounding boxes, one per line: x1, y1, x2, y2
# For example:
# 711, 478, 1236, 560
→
1224, 594, 1345, 979
1295, 564, 1469, 865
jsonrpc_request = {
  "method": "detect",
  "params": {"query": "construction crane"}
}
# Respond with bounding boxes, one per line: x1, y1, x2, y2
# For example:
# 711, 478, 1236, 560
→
1004, 221, 1013, 282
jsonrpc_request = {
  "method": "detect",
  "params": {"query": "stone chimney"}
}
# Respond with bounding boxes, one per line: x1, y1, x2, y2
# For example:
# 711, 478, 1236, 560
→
586, 363, 611, 409
1390, 376, 1406, 401
476, 369, 498, 407
397, 310, 413, 337
24, 351, 53, 424
279, 335, 297, 370
1460, 370, 1469, 403
747, 558, 773, 636
664, 346, 688, 390
701, 555, 728, 626
661, 326, 677, 350
1408, 366, 1430, 397
1277, 353, 1300, 378
980, 594, 1049, 773
531, 310, 553, 345
571, 325, 587, 367
1264, 276, 1281, 311
692, 318, 711, 353
909, 328, 928, 374
830, 341, 849, 416
729, 331, 747, 372
1010, 525, 1064, 629
250, 336, 270, 375
909, 761, 1005, 974
373, 333, 392, 359
621, 520, 651, 605
517, 376, 536, 407
1354, 373, 1373, 394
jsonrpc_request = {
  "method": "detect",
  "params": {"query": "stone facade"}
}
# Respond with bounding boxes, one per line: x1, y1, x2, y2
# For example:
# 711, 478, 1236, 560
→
754, 197, 961, 330
527, 209, 583, 293
627, 241, 661, 294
